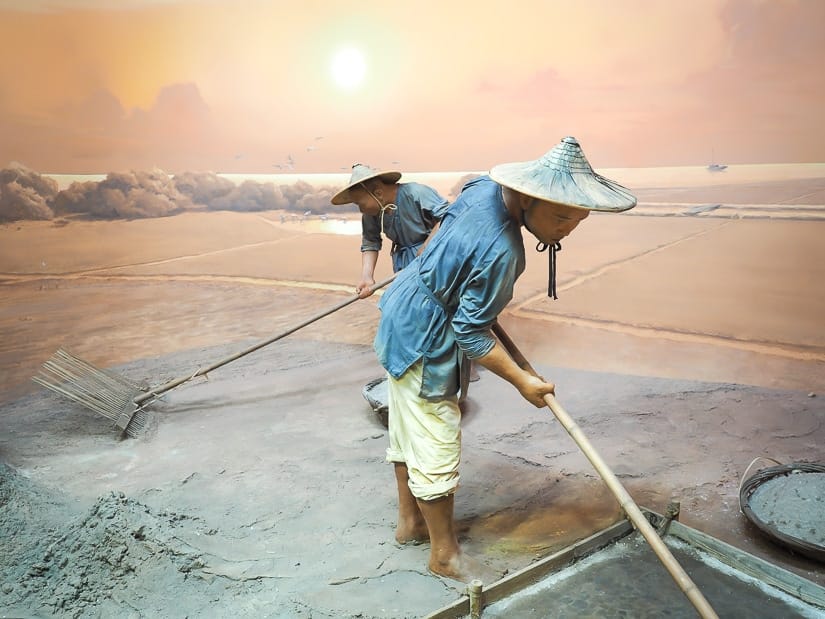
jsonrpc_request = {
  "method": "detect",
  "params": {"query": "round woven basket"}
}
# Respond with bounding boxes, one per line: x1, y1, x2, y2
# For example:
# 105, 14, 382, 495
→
362, 377, 389, 428
739, 462, 825, 564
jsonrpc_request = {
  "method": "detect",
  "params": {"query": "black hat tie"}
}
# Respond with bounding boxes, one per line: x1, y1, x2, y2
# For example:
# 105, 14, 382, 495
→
536, 241, 562, 299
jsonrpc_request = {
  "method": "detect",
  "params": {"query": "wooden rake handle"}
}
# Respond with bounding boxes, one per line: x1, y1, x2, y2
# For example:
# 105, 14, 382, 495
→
134, 274, 398, 405
491, 322, 719, 619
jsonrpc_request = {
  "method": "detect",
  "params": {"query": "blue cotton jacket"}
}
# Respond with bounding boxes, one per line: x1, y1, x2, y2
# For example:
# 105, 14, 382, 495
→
361, 182, 449, 272
374, 176, 525, 398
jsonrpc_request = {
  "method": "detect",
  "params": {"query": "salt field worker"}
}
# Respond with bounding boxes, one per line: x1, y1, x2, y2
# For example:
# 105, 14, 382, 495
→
374, 136, 636, 582
332, 163, 480, 401
330, 163, 449, 298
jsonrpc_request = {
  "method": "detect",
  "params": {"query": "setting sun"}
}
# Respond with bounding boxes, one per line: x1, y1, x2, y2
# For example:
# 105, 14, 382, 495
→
330, 47, 366, 90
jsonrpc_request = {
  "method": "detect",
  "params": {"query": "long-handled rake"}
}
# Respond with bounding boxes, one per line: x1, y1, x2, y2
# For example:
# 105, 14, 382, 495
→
32, 275, 396, 439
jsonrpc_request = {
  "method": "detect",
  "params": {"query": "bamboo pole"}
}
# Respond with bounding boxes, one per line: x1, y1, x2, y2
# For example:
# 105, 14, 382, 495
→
115, 273, 400, 435
491, 322, 719, 619
133, 273, 399, 405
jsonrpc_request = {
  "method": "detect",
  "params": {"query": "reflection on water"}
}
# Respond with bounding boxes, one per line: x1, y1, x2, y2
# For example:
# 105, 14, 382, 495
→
264, 212, 362, 235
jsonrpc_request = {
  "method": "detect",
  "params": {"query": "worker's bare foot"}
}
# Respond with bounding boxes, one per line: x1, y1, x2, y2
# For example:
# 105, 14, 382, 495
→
395, 518, 429, 545
428, 550, 497, 584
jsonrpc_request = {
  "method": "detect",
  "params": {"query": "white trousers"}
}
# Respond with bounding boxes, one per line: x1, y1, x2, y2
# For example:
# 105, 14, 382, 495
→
385, 361, 461, 501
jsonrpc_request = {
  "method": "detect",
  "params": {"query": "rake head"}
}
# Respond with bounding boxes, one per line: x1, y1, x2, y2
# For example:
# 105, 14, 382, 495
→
32, 349, 153, 438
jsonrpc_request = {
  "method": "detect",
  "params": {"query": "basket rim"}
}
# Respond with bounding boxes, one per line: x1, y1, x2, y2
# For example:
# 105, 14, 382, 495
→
362, 377, 388, 413
739, 461, 825, 563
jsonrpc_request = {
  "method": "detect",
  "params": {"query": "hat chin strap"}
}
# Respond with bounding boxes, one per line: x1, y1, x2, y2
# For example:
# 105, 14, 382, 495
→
522, 204, 565, 300
536, 240, 562, 300
523, 214, 562, 300
363, 184, 397, 235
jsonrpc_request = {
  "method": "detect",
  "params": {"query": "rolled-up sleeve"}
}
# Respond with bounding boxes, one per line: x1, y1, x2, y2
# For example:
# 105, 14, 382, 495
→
361, 214, 382, 252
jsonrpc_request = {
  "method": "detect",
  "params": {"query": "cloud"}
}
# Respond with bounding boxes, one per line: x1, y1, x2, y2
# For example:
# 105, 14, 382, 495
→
0, 163, 343, 221
172, 171, 235, 205
58, 89, 126, 131
131, 83, 211, 139
466, 0, 825, 167
3, 1, 823, 171
209, 180, 283, 212
189, 172, 340, 216
53, 169, 192, 219
199, 178, 339, 213
280, 180, 337, 212
0, 162, 57, 222
0, 83, 216, 173
668, 0, 825, 162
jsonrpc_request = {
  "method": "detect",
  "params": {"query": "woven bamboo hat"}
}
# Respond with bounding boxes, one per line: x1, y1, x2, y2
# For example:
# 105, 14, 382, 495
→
489, 136, 636, 212
330, 163, 402, 205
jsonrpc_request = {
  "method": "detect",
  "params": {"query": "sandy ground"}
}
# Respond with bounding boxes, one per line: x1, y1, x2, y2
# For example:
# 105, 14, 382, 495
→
1, 176, 824, 618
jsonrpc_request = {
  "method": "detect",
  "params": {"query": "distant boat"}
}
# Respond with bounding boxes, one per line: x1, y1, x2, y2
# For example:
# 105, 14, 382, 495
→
708, 149, 727, 172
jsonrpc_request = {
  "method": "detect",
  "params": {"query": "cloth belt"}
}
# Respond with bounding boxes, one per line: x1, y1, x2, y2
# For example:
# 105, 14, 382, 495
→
415, 267, 451, 316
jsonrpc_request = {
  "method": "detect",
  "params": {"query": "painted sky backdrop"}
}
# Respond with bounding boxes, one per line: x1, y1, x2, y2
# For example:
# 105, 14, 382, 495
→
1, 0, 824, 174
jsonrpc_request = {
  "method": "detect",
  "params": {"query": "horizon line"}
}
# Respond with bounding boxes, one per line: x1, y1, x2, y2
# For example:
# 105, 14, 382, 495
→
36, 161, 825, 177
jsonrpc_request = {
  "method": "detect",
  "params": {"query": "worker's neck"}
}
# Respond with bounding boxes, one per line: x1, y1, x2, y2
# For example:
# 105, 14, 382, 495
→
501, 186, 524, 224
383, 183, 399, 204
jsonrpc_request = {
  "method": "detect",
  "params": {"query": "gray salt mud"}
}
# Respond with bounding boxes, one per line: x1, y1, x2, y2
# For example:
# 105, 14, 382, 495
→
0, 462, 229, 618
3, 337, 825, 617
747, 470, 825, 548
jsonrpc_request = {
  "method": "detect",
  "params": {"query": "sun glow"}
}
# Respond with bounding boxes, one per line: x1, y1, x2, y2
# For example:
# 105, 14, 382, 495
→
330, 47, 366, 90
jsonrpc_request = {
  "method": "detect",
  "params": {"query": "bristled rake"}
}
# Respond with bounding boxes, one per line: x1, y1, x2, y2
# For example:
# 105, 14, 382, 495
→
32, 275, 396, 439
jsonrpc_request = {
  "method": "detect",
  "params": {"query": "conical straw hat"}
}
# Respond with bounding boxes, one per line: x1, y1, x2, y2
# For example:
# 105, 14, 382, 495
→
489, 136, 636, 212
331, 163, 402, 205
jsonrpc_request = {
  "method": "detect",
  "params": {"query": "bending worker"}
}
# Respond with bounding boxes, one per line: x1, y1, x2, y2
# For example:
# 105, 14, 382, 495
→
332, 163, 479, 401
330, 163, 449, 298
373, 136, 636, 582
